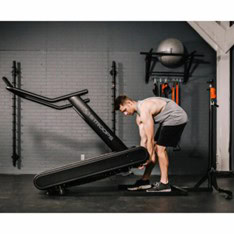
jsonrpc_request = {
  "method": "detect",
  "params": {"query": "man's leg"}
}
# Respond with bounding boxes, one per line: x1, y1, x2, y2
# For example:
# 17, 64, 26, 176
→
156, 144, 169, 184
142, 143, 157, 180
142, 162, 156, 180
146, 144, 171, 192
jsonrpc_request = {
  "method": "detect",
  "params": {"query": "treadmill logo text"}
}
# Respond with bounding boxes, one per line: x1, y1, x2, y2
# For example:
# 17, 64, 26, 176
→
85, 108, 114, 141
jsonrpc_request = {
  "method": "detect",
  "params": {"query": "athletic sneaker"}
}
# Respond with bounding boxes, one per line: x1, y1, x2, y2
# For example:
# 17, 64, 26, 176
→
127, 179, 152, 191
146, 182, 171, 192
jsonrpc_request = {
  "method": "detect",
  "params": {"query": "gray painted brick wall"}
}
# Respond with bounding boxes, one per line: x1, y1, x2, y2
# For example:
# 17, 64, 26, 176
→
0, 22, 216, 175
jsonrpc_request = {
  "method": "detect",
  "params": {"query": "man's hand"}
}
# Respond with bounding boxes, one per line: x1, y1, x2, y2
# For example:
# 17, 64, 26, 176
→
138, 160, 150, 169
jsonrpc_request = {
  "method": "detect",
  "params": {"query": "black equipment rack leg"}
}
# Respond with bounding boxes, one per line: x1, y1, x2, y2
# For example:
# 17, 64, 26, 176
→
184, 80, 232, 200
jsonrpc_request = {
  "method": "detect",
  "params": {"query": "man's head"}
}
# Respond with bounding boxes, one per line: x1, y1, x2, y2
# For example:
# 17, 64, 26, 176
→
115, 95, 136, 116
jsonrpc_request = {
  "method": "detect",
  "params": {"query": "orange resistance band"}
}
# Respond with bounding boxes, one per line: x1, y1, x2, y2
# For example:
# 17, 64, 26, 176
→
210, 87, 216, 99
172, 85, 175, 101
176, 82, 179, 105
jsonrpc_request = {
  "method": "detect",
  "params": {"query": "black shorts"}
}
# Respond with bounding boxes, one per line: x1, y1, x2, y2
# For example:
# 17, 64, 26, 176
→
154, 123, 186, 147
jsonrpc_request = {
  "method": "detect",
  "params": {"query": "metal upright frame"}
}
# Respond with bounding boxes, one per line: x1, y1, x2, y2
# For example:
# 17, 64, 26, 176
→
184, 80, 232, 199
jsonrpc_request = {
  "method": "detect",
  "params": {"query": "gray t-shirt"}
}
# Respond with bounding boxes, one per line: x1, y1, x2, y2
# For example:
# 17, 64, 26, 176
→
137, 97, 188, 126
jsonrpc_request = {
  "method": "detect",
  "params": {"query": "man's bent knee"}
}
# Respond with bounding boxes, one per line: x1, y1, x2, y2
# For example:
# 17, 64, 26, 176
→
155, 144, 167, 157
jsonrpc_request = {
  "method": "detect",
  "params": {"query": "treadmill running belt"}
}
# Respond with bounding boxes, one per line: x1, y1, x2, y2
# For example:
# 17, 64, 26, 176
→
34, 146, 148, 190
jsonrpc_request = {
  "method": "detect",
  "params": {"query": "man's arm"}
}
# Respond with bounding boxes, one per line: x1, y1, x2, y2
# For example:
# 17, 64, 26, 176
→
137, 108, 156, 164
136, 116, 147, 148
138, 108, 157, 181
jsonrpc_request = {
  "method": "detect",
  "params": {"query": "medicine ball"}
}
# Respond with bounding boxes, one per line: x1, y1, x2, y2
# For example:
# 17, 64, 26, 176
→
157, 38, 184, 68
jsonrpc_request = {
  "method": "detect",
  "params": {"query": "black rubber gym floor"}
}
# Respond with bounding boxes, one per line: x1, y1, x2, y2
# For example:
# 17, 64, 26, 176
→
0, 174, 233, 213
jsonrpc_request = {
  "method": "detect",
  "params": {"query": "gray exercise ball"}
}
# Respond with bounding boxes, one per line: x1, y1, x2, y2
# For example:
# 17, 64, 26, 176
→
157, 38, 184, 68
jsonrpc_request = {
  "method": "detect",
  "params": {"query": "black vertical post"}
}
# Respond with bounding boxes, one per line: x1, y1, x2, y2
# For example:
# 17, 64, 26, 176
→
17, 62, 22, 169
208, 80, 217, 169
69, 95, 128, 152
12, 61, 19, 167
208, 81, 212, 189
208, 80, 218, 188
110, 61, 117, 134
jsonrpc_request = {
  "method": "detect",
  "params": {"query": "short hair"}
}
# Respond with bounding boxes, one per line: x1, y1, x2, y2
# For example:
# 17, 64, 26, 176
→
114, 95, 132, 110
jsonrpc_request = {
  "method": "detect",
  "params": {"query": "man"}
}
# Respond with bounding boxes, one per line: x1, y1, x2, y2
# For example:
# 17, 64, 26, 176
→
115, 96, 188, 192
